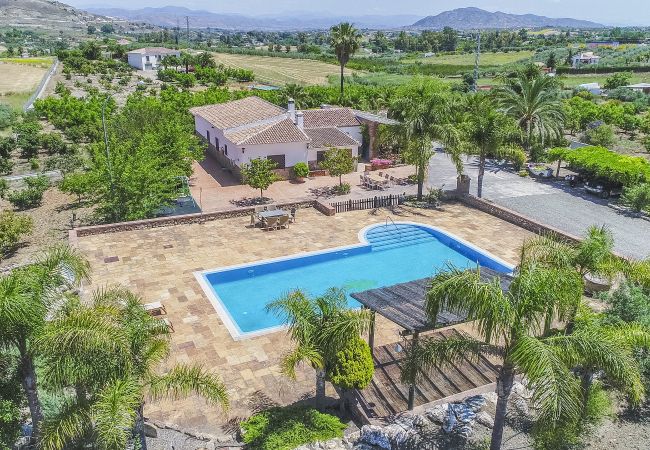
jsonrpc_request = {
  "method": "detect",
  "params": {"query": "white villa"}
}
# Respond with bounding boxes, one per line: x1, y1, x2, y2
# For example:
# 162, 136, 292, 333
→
191, 96, 384, 179
127, 47, 180, 70
572, 52, 601, 69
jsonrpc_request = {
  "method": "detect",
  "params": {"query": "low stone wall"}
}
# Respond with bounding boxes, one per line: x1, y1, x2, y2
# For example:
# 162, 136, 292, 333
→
72, 200, 315, 237
457, 194, 581, 244
313, 199, 336, 216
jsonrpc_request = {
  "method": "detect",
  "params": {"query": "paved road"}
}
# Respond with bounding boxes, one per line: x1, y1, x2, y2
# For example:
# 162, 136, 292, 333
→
427, 152, 650, 260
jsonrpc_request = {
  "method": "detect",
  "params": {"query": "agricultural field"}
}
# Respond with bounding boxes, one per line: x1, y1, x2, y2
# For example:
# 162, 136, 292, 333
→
212, 52, 354, 86
0, 57, 52, 110
402, 50, 535, 66
558, 72, 650, 87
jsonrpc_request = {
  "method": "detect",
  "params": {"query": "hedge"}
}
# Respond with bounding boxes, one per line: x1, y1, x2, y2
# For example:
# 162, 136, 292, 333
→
557, 65, 650, 75
240, 406, 346, 450
561, 145, 650, 185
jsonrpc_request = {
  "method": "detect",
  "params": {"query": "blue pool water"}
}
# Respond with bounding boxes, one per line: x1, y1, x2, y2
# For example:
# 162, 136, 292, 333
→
199, 223, 513, 338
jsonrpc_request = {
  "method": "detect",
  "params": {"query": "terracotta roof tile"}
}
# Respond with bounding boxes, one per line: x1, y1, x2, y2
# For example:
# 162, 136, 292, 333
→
225, 118, 310, 146
303, 127, 359, 148
127, 47, 179, 55
189, 96, 286, 130
301, 108, 360, 128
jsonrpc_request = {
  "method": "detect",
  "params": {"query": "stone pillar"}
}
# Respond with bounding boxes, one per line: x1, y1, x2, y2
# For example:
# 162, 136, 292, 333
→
456, 174, 471, 196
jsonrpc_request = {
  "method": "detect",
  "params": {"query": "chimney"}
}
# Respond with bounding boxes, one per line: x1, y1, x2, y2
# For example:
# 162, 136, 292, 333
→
296, 111, 304, 128
288, 98, 296, 122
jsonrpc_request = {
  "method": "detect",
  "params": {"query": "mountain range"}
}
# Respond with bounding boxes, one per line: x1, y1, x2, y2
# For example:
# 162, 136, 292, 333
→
87, 6, 421, 30
411, 7, 604, 29
86, 5, 606, 31
0, 0, 150, 32
0, 2, 607, 32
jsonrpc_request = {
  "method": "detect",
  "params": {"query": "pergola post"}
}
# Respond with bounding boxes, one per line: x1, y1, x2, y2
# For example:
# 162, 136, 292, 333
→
368, 311, 376, 350
407, 331, 419, 410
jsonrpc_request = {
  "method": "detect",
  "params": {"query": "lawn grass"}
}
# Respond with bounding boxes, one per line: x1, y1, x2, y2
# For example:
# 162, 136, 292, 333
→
402, 50, 534, 66
0, 92, 31, 111
212, 52, 354, 86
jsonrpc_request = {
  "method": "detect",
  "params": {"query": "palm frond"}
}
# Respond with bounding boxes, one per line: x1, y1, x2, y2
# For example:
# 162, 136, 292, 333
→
92, 378, 141, 450
280, 343, 324, 379
426, 266, 512, 344
40, 401, 93, 450
148, 364, 229, 411
545, 329, 645, 405
510, 335, 582, 425
400, 334, 494, 385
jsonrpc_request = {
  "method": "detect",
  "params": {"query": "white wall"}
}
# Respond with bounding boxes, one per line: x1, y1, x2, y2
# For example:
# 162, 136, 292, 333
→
127, 53, 144, 70
243, 142, 309, 167
338, 126, 363, 145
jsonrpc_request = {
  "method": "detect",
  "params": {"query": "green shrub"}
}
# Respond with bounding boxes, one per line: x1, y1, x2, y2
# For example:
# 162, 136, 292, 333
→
14, 120, 42, 158
584, 124, 615, 148
585, 381, 613, 425
29, 157, 39, 170
333, 182, 351, 195
40, 133, 68, 155
518, 169, 528, 177
0, 210, 33, 256
240, 406, 346, 450
530, 419, 581, 450
7, 176, 49, 209
621, 184, 650, 212
328, 337, 374, 390
0, 104, 16, 130
0, 179, 7, 199
563, 146, 650, 185
292, 162, 309, 178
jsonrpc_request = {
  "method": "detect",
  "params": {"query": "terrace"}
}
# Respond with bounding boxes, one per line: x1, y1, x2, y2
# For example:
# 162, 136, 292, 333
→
73, 203, 533, 435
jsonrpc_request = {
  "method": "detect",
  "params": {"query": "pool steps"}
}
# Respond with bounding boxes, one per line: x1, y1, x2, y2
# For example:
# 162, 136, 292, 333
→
366, 225, 437, 251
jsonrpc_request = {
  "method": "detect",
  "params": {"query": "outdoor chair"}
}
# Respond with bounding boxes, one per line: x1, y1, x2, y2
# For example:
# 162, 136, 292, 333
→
290, 208, 297, 223
144, 301, 166, 316
250, 213, 258, 227
277, 215, 290, 229
378, 171, 383, 177
385, 174, 390, 181
263, 216, 279, 231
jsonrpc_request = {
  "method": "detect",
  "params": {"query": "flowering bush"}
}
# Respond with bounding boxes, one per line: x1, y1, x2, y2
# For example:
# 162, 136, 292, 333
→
370, 158, 393, 166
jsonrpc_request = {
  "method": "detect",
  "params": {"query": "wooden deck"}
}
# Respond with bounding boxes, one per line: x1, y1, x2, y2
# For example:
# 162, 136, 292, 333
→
355, 328, 499, 420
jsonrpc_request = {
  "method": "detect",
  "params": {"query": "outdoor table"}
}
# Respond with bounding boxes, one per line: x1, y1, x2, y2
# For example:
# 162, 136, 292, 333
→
257, 209, 288, 219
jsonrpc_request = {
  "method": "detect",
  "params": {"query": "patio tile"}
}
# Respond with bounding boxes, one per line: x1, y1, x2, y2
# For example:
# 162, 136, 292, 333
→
75, 203, 533, 434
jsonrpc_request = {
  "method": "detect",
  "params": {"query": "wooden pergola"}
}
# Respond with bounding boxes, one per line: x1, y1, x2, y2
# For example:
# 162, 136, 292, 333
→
351, 268, 512, 414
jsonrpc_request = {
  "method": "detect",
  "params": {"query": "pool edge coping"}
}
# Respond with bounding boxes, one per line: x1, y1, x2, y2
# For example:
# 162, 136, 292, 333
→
194, 221, 516, 341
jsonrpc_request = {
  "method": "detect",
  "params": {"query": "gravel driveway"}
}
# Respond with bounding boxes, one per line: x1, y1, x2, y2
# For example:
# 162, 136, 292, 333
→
427, 153, 650, 260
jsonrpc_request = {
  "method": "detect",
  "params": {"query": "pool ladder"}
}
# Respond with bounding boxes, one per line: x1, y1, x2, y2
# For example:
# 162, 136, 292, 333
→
385, 216, 403, 241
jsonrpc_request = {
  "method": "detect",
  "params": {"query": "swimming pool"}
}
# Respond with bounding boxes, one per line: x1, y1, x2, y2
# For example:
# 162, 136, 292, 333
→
195, 222, 514, 340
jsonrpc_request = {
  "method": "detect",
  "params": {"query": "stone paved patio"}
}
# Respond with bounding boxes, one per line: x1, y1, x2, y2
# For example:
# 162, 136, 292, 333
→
190, 155, 418, 212
74, 203, 533, 434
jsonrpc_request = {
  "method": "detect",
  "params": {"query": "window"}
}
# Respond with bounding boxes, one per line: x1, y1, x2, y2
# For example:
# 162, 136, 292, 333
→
216, 137, 220, 150
316, 151, 326, 163
145, 56, 150, 62
206, 130, 210, 144
267, 154, 286, 169
224, 144, 228, 156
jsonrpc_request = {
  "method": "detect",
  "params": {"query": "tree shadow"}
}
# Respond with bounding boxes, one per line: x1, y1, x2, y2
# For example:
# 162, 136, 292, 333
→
230, 197, 273, 207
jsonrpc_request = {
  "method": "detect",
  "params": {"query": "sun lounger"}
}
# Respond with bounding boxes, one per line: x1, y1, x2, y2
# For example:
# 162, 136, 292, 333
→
144, 301, 167, 316
290, 208, 297, 223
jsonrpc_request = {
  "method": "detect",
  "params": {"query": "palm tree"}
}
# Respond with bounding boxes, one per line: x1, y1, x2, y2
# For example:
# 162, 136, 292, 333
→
389, 91, 460, 200
180, 52, 195, 74
37, 287, 228, 450
266, 289, 371, 407
402, 262, 585, 450
561, 304, 649, 415
496, 74, 565, 159
282, 83, 306, 109
456, 94, 526, 198
329, 23, 361, 95
520, 225, 621, 329
0, 246, 90, 442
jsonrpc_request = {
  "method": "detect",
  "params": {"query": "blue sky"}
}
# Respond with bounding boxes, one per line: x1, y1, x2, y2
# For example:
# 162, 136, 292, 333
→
67, 0, 650, 26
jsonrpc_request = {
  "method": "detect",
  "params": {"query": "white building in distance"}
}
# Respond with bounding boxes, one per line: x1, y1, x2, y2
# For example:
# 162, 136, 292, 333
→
126, 47, 180, 70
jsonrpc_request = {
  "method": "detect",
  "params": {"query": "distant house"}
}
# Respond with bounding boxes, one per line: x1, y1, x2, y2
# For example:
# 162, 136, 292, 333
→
190, 96, 365, 179
572, 52, 601, 69
116, 38, 131, 46
126, 47, 180, 70
624, 83, 650, 94
577, 82, 602, 95
423, 52, 435, 58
